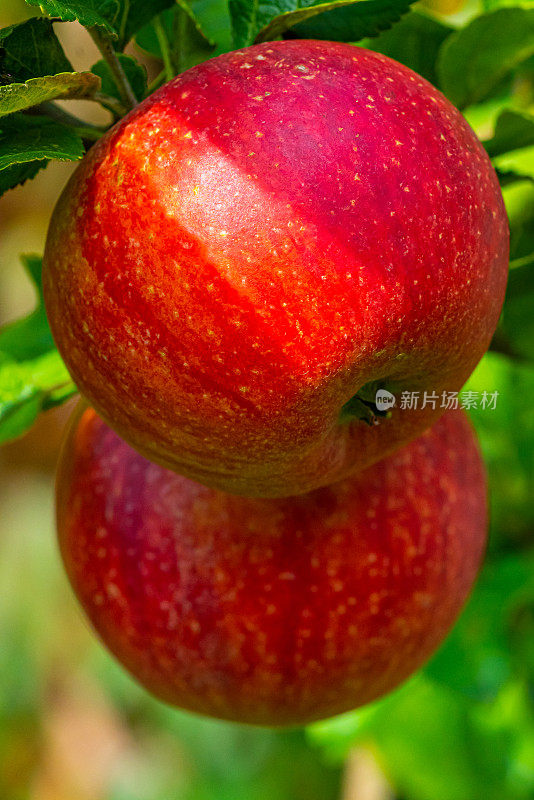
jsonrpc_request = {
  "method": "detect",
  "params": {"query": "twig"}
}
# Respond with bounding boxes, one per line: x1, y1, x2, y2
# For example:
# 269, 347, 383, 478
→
36, 101, 106, 132
88, 25, 137, 111
147, 68, 167, 96
74, 127, 104, 142
154, 16, 174, 82
92, 91, 127, 118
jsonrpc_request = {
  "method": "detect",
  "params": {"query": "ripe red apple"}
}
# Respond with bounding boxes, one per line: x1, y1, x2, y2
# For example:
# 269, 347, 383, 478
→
43, 40, 508, 497
57, 405, 487, 726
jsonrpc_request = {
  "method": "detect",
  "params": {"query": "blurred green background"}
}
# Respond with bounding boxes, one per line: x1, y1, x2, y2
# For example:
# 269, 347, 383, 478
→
1, 0, 534, 798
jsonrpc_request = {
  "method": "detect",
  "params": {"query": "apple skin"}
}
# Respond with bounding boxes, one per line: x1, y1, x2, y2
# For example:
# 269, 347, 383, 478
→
43, 40, 508, 497
57, 405, 487, 727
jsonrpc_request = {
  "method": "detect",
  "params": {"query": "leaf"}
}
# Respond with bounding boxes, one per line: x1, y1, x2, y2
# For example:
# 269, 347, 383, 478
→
25, 0, 176, 49
0, 160, 47, 196
310, 676, 534, 800
229, 0, 413, 47
0, 255, 76, 444
484, 110, 534, 158
505, 180, 534, 261
494, 145, 534, 185
437, 7, 534, 110
0, 351, 75, 443
485, 109, 534, 186
371, 678, 534, 800
496, 167, 534, 187
0, 17, 73, 83
91, 54, 147, 101
498, 256, 534, 362
426, 555, 534, 699
24, 0, 119, 34
229, 0, 415, 48
0, 113, 84, 169
188, 0, 233, 56
462, 355, 534, 548
0, 72, 101, 118
259, 0, 405, 44
116, 0, 176, 50
174, 0, 217, 70
0, 37, 84, 193
482, 0, 528, 6
358, 10, 453, 85
284, 0, 417, 45
0, 255, 56, 362
135, 5, 215, 75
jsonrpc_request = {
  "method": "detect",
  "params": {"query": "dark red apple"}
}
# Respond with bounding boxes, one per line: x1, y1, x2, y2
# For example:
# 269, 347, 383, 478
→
56, 405, 487, 726
43, 40, 508, 497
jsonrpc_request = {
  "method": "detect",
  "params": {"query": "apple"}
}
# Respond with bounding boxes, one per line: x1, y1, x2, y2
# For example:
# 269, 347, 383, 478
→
56, 405, 486, 726
43, 40, 508, 497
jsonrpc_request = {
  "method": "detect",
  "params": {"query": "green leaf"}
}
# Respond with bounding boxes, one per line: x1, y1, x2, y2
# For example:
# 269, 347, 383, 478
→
372, 678, 534, 800
505, 180, 534, 261
0, 255, 76, 444
0, 160, 47, 195
188, 0, 233, 56
135, 5, 215, 75
25, 0, 176, 49
91, 53, 146, 101
285, 0, 417, 45
116, 0, 175, 50
463, 355, 534, 547
0, 72, 100, 118
0, 113, 84, 169
437, 7, 534, 110
24, 0, 119, 34
482, 0, 528, 6
495, 145, 534, 185
358, 10, 453, 85
426, 555, 534, 699
229, 0, 415, 48
0, 351, 75, 443
0, 255, 55, 361
310, 676, 534, 800
484, 110, 534, 159
0, 17, 73, 83
174, 0, 217, 70
496, 167, 534, 187
498, 257, 534, 362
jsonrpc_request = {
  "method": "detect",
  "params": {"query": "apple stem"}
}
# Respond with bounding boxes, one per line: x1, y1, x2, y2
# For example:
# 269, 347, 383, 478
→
88, 26, 138, 112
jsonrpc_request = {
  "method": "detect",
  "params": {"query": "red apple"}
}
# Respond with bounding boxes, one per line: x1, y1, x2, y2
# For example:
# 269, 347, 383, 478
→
57, 405, 486, 726
43, 40, 508, 497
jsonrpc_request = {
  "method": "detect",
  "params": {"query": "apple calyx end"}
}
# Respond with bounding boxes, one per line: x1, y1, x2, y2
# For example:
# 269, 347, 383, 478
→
339, 379, 395, 426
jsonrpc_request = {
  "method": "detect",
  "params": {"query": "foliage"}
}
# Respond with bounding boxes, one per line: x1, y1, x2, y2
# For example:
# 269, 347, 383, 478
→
0, 0, 533, 797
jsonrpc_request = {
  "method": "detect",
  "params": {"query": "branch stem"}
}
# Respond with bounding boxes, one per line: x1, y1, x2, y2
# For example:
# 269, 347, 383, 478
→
147, 68, 167, 96
74, 126, 104, 141
154, 17, 174, 82
92, 91, 127, 117
36, 101, 105, 131
88, 25, 137, 111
